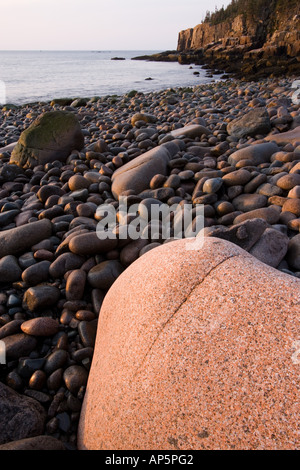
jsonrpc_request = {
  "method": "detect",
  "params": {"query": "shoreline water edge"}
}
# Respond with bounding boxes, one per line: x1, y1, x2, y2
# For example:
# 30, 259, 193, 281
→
0, 73, 300, 450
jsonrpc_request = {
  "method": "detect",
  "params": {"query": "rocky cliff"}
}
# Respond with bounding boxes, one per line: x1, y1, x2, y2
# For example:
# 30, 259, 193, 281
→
176, 0, 300, 78
133, 1, 299, 80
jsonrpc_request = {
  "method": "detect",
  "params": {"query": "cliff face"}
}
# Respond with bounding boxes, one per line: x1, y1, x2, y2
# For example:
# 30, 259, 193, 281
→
178, 15, 259, 50
176, 2, 300, 79
177, 3, 299, 53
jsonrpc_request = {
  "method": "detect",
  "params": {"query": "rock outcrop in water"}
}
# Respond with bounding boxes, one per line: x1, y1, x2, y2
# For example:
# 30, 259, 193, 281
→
133, 0, 300, 79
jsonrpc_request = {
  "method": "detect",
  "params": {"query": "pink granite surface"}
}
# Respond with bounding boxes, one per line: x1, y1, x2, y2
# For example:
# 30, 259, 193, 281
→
78, 237, 300, 450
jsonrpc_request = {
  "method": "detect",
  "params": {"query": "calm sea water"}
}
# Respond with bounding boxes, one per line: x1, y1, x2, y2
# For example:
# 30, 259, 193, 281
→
0, 50, 219, 105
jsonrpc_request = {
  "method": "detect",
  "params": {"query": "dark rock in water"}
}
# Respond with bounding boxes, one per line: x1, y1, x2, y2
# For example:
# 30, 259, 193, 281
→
111, 57, 125, 60
10, 111, 84, 168
0, 219, 52, 258
0, 381, 46, 445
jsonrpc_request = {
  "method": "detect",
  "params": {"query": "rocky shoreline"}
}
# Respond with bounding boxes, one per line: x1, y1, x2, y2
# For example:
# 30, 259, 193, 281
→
0, 76, 300, 450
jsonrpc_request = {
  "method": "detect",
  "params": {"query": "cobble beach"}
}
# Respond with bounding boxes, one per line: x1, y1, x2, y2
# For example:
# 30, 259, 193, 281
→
0, 74, 300, 449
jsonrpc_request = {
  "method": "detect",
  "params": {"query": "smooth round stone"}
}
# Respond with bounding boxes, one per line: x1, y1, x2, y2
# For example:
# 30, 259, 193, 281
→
150, 174, 167, 189
18, 252, 36, 270
138, 198, 164, 221
23, 285, 61, 312
87, 261, 124, 290
0, 255, 22, 283
222, 169, 251, 187
228, 142, 279, 167
68, 174, 90, 191
22, 260, 51, 286
66, 269, 86, 301
78, 319, 98, 348
0, 319, 23, 340
69, 232, 118, 256
233, 206, 280, 225
276, 173, 300, 191
49, 253, 85, 279
288, 186, 300, 198
75, 310, 96, 321
37, 185, 65, 203
286, 234, 300, 270
76, 204, 95, 218
78, 237, 300, 450
63, 365, 88, 395
0, 219, 52, 259
47, 368, 63, 391
163, 174, 181, 189
232, 194, 267, 212
43, 349, 69, 375
2, 333, 37, 359
21, 317, 59, 337
215, 201, 234, 216
282, 198, 300, 217
29, 370, 47, 390
202, 177, 223, 194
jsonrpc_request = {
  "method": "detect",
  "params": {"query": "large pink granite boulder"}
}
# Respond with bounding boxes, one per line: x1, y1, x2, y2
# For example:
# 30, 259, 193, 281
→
78, 237, 300, 450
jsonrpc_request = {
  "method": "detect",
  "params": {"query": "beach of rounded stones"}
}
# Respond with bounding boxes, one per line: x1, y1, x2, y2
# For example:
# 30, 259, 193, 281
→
0, 76, 299, 450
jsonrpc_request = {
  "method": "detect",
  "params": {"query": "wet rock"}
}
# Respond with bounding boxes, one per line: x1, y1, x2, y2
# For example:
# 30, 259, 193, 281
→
2, 333, 37, 359
63, 365, 88, 395
87, 260, 124, 290
23, 285, 60, 312
21, 317, 59, 336
0, 255, 22, 283
0, 219, 52, 258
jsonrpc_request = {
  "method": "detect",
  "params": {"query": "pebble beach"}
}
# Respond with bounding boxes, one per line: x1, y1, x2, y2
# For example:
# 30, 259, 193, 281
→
0, 75, 300, 450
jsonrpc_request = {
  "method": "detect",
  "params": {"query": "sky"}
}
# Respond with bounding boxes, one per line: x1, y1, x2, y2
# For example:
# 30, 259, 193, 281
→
0, 0, 232, 51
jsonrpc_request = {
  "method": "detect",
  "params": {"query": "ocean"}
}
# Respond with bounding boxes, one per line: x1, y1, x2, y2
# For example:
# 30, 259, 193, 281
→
0, 50, 219, 106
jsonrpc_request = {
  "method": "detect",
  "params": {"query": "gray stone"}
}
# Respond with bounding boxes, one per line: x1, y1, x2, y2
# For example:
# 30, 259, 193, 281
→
2, 333, 37, 359
286, 234, 300, 270
0, 219, 52, 258
233, 206, 281, 225
10, 111, 84, 169
111, 142, 179, 199
0, 382, 46, 445
63, 365, 88, 395
22, 260, 51, 286
23, 285, 60, 312
87, 260, 124, 290
200, 218, 268, 252
228, 142, 279, 167
232, 193, 267, 212
249, 228, 289, 268
0, 255, 22, 283
227, 108, 271, 138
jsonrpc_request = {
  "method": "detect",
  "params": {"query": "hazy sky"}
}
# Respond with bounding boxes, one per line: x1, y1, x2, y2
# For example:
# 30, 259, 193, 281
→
0, 0, 232, 50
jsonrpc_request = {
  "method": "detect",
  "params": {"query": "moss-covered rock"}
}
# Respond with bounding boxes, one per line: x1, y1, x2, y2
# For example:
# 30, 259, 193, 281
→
10, 111, 84, 168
